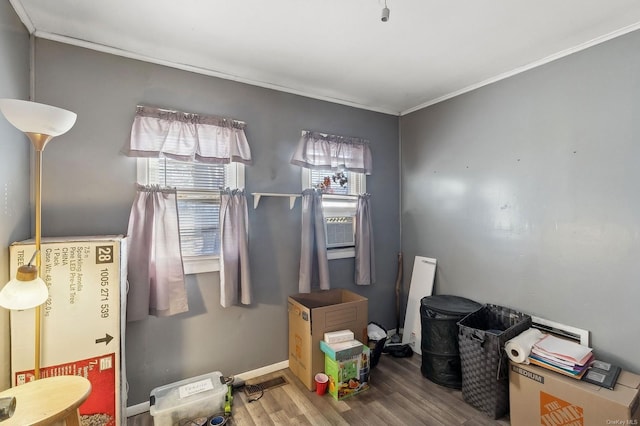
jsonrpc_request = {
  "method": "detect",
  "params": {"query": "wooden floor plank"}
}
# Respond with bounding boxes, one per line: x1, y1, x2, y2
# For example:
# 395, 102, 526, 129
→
127, 354, 511, 426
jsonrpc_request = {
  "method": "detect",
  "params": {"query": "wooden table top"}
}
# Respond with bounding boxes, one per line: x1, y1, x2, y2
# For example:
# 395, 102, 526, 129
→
0, 375, 91, 425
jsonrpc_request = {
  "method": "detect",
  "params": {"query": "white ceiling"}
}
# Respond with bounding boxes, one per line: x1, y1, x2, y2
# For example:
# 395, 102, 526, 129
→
9, 0, 640, 115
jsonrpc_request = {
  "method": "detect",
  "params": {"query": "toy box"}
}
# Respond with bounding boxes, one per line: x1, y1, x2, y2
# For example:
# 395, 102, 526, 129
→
320, 339, 363, 361
324, 344, 370, 400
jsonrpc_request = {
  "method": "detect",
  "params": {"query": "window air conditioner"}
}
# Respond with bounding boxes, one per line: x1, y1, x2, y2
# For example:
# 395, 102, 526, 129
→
324, 216, 356, 248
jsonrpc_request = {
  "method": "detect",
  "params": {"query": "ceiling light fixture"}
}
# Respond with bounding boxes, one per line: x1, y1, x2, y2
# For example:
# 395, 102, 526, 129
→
381, 0, 390, 22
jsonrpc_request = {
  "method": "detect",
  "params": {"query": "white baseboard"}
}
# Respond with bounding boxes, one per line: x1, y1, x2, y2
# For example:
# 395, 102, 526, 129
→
127, 401, 151, 418
232, 360, 289, 382
126, 360, 290, 418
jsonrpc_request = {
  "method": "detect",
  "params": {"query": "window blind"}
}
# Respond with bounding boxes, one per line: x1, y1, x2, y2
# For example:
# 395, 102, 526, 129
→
150, 158, 227, 257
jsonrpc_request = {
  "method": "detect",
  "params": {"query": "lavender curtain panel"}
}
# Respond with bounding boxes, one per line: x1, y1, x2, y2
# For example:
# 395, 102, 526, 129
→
291, 130, 373, 174
220, 189, 252, 307
126, 185, 189, 321
125, 105, 252, 164
298, 189, 330, 293
355, 193, 375, 285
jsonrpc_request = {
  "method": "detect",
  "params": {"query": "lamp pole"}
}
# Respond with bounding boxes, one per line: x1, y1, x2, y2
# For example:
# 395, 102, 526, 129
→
0, 99, 77, 382
26, 132, 53, 380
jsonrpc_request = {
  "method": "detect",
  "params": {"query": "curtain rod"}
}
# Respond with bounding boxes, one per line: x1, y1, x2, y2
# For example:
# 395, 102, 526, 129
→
302, 129, 369, 144
136, 105, 246, 125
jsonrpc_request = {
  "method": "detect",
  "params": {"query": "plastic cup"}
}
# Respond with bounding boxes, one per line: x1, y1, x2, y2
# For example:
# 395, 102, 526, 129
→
315, 373, 329, 395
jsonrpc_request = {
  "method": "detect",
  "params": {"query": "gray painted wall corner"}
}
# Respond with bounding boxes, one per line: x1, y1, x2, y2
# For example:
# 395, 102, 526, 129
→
0, 1, 31, 391
400, 28, 640, 374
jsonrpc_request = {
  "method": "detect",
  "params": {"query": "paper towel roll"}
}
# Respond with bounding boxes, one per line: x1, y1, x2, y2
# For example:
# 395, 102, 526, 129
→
505, 328, 545, 364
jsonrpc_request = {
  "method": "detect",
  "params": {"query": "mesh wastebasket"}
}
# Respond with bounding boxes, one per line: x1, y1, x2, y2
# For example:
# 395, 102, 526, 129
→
420, 295, 482, 389
457, 304, 531, 419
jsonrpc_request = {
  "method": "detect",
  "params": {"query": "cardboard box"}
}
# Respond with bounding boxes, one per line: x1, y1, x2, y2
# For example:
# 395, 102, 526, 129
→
509, 362, 640, 425
324, 345, 370, 400
150, 371, 227, 426
320, 339, 363, 361
10, 236, 127, 426
288, 289, 368, 391
324, 330, 354, 344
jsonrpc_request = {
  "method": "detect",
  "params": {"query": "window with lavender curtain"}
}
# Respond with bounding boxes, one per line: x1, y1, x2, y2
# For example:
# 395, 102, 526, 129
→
292, 130, 374, 288
298, 188, 330, 293
291, 130, 372, 175
355, 193, 375, 285
125, 105, 252, 165
126, 185, 188, 321
125, 105, 252, 317
220, 188, 251, 307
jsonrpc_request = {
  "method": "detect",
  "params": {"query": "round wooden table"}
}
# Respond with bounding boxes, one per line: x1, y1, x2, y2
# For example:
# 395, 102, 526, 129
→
0, 375, 91, 425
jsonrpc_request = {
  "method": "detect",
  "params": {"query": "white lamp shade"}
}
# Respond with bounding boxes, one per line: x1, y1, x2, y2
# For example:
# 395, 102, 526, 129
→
0, 99, 77, 136
0, 276, 49, 310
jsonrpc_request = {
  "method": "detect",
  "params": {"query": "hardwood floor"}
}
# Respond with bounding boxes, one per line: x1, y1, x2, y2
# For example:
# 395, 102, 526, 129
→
128, 353, 511, 425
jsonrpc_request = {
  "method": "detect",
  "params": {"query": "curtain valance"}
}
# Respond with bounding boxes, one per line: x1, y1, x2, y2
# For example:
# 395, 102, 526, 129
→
291, 130, 372, 174
125, 105, 252, 164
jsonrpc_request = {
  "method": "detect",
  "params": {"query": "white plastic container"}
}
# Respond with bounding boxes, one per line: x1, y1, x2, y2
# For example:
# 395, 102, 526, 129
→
150, 371, 227, 426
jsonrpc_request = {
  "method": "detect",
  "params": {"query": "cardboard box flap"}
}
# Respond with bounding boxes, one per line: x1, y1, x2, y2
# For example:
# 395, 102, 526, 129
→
617, 371, 640, 390
289, 289, 367, 309
560, 371, 639, 406
11, 235, 125, 245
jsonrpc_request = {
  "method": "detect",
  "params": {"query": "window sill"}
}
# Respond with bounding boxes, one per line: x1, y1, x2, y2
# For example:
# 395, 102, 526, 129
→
182, 249, 353, 274
183, 256, 221, 275
327, 247, 355, 260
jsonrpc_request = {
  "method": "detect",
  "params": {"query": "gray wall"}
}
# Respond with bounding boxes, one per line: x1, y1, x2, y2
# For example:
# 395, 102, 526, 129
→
0, 2, 31, 390
33, 39, 400, 405
401, 30, 640, 372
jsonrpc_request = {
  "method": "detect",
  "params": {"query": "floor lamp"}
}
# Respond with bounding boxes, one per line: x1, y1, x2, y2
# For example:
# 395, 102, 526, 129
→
0, 99, 77, 381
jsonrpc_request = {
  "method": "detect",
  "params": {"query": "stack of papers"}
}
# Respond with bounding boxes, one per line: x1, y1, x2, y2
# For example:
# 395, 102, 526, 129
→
529, 334, 594, 379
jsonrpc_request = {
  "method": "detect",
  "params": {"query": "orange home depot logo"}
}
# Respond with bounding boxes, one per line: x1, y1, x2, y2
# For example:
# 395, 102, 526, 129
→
540, 391, 584, 426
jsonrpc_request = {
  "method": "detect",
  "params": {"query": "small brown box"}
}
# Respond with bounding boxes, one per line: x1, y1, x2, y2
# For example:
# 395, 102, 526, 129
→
288, 289, 368, 391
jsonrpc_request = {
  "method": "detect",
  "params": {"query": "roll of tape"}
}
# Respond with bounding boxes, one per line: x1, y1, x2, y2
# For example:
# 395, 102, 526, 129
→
209, 415, 227, 426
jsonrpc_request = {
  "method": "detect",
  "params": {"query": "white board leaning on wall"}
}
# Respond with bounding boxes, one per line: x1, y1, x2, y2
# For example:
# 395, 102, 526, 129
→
402, 256, 437, 355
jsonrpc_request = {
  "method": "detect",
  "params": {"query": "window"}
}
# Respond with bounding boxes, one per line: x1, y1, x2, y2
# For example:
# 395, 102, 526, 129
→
138, 157, 244, 274
302, 168, 366, 259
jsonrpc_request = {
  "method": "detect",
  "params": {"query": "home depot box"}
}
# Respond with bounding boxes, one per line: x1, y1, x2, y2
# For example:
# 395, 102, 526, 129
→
10, 235, 127, 426
509, 362, 640, 425
288, 289, 368, 391
324, 344, 370, 400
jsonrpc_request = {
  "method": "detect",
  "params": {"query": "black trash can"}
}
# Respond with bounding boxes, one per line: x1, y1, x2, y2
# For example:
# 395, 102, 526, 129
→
420, 295, 482, 389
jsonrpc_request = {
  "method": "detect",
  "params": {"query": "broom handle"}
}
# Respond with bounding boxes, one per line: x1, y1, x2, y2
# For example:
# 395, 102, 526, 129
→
395, 252, 403, 334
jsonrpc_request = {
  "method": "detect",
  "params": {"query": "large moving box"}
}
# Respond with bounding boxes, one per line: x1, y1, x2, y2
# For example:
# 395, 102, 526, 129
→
288, 289, 368, 391
10, 236, 127, 426
509, 362, 640, 425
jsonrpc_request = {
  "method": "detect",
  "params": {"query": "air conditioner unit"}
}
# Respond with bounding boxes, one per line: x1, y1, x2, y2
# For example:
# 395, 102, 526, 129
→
324, 216, 355, 248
